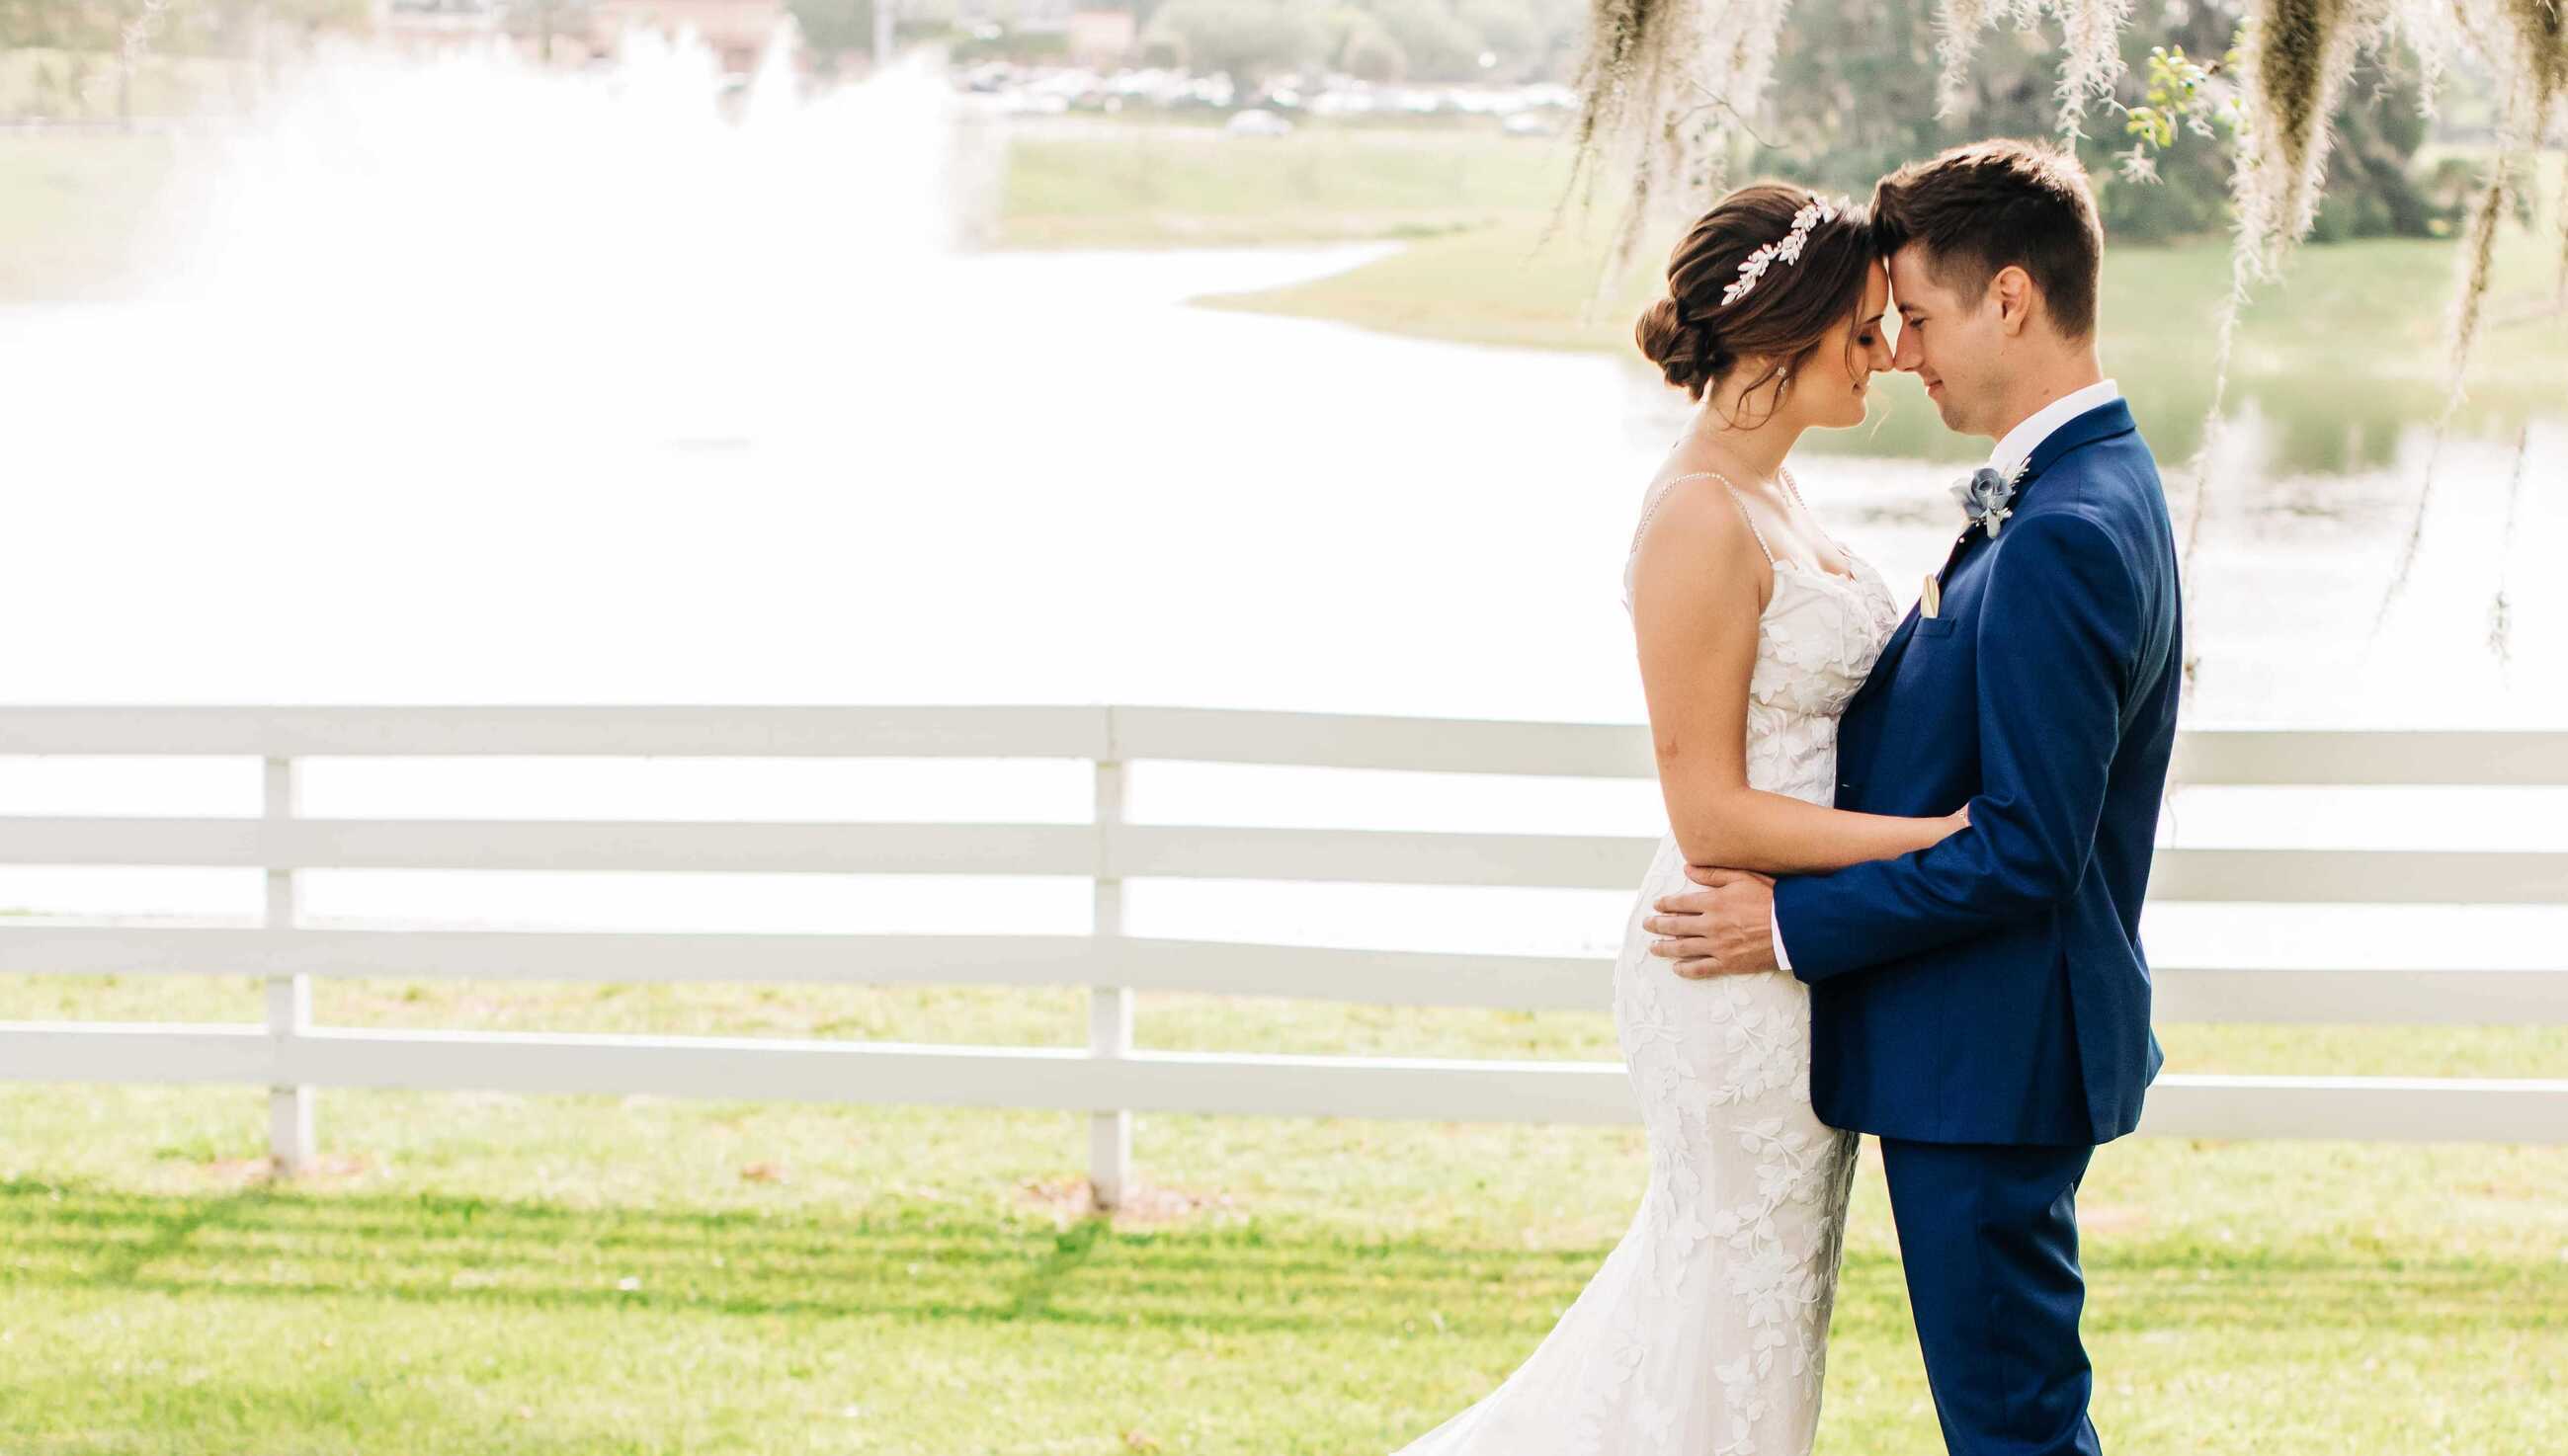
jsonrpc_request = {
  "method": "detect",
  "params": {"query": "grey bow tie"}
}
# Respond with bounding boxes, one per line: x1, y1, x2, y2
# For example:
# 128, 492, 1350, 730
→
1950, 465, 2018, 537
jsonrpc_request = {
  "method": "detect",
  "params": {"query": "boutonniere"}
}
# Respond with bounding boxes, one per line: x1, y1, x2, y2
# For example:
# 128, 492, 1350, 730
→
1949, 459, 2029, 538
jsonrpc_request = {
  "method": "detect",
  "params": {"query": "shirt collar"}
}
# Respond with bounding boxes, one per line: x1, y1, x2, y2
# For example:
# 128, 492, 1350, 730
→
1990, 377, 2121, 483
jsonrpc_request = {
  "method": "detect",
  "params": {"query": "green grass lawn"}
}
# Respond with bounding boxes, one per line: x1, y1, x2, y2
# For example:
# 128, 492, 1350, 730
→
3, 970, 2563, 1454
996, 119, 1574, 250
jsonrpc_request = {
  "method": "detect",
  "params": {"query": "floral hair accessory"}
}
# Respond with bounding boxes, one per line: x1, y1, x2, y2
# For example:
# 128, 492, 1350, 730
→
1720, 194, 1850, 308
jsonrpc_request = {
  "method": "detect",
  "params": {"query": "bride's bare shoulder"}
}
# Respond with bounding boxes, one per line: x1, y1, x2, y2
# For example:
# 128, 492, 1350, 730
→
1631, 472, 1768, 581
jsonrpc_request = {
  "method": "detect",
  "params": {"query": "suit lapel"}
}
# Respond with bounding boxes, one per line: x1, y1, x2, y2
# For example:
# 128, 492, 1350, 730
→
1844, 398, 2139, 719
2018, 397, 2136, 484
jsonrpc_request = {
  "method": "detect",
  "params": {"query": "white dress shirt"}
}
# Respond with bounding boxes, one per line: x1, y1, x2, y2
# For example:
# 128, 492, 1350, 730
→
1991, 377, 2122, 483
1767, 378, 2122, 974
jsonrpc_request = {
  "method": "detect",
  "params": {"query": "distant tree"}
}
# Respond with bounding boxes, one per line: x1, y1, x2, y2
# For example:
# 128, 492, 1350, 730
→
267, 0, 375, 34
787, 0, 875, 57
4, 0, 120, 50
1452, 0, 1532, 73
2, 0, 373, 57
1365, 0, 1477, 80
1139, 0, 1322, 84
502, 0, 598, 61
1514, 0, 1587, 82
0, 0, 60, 46
1751, 0, 2446, 245
1339, 12, 1405, 82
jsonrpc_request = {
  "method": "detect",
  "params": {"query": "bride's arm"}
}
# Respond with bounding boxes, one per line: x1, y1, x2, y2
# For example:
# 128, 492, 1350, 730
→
1629, 485, 1963, 877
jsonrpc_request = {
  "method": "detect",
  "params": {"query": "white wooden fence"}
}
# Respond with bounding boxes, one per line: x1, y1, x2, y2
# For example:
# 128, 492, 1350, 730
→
0, 706, 2560, 1205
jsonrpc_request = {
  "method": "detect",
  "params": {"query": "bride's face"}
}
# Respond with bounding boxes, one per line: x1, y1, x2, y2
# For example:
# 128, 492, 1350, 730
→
1800, 260, 1894, 430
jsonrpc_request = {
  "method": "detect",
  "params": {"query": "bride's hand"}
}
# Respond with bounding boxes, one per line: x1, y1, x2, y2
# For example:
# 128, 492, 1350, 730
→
1944, 802, 1972, 837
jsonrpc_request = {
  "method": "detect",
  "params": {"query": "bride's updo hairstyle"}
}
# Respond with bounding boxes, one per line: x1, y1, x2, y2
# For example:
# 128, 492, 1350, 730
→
1635, 183, 1873, 423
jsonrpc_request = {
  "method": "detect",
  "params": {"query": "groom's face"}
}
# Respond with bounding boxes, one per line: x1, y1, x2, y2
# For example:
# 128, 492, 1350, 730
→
1885, 243, 2006, 439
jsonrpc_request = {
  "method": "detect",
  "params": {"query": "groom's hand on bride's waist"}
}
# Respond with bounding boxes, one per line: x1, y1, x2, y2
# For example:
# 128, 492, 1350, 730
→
1645, 867, 1779, 979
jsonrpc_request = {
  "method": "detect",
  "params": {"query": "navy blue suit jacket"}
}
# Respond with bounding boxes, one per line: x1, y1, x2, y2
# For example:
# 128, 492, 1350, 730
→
1773, 398, 2182, 1146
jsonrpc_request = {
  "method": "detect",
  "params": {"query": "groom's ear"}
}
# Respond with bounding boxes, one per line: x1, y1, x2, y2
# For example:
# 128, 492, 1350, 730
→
1989, 264, 2037, 337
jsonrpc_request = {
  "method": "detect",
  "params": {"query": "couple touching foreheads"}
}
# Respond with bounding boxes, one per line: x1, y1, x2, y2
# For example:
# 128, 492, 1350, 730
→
1390, 138, 2183, 1456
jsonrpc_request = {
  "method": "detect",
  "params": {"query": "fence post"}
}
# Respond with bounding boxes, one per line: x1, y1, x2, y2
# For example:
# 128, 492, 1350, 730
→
264, 755, 314, 1173
1088, 755, 1132, 1209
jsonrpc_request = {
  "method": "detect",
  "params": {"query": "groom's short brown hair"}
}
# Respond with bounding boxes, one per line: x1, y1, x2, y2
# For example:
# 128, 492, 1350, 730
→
1869, 139, 2104, 341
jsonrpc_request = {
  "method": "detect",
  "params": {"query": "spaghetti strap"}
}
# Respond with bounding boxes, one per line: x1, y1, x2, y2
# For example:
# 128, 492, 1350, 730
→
1626, 470, 1719, 556
1720, 484, 1778, 566
1628, 467, 1775, 567
1779, 466, 1845, 557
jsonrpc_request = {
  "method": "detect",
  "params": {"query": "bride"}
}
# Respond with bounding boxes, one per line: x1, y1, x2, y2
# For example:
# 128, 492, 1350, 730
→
1389, 184, 1967, 1454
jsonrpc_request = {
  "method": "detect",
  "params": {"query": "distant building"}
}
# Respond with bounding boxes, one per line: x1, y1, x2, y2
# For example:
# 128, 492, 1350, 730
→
1065, 9, 1133, 67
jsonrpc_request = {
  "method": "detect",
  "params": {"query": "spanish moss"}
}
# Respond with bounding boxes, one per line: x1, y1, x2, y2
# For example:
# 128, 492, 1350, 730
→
1555, 0, 1801, 324
1934, 0, 1995, 118
2375, 123, 2526, 623
2049, 0, 2138, 135
2555, 148, 2568, 301
2231, 0, 2391, 282
2507, 0, 2568, 120
2371, 0, 2563, 620
2486, 424, 2533, 667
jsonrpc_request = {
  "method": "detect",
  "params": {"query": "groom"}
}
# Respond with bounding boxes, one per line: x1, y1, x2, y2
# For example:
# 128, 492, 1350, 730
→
1644, 139, 2183, 1456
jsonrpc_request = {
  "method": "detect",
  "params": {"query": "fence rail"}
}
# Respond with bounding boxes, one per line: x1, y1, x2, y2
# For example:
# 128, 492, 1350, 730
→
0, 705, 2560, 1203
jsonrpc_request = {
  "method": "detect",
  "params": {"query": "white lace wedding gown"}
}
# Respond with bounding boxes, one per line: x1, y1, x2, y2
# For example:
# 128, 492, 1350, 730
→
1391, 470, 1903, 1456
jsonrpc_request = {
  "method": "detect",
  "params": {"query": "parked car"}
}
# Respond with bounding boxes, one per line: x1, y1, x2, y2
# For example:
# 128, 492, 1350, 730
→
1223, 108, 1293, 136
